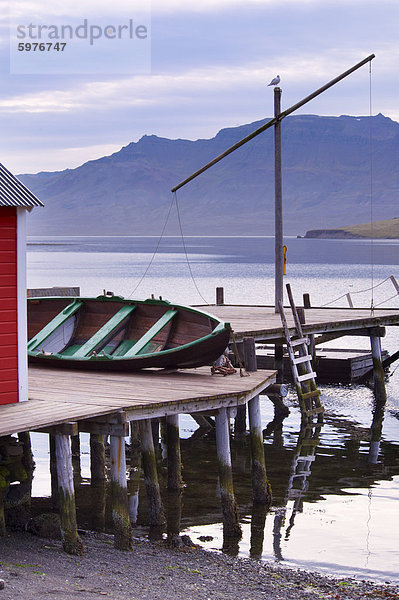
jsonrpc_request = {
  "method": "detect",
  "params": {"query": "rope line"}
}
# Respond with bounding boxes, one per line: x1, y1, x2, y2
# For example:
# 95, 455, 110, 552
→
128, 194, 175, 298
373, 293, 399, 308
321, 276, 392, 307
173, 191, 210, 305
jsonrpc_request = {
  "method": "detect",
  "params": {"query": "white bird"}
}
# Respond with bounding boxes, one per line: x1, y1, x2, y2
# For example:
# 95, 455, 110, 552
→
268, 75, 280, 86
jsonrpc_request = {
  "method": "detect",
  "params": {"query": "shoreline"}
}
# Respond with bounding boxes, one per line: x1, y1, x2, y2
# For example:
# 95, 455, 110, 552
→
0, 531, 398, 600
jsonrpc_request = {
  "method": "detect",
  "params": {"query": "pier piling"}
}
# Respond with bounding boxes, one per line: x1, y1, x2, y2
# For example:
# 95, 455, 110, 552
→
249, 398, 272, 506
54, 433, 84, 555
49, 434, 59, 511
215, 407, 242, 539
139, 419, 165, 536
110, 435, 132, 550
369, 331, 388, 464
128, 422, 141, 526
166, 415, 181, 492
71, 434, 82, 487
89, 434, 106, 532
370, 331, 387, 405
245, 337, 271, 506
166, 415, 182, 547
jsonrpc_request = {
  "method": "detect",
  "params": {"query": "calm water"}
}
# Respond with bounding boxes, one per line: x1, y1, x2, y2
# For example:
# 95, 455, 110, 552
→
27, 236, 399, 582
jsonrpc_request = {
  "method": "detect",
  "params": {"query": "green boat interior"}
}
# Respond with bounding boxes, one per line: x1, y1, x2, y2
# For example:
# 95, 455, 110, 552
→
27, 296, 221, 360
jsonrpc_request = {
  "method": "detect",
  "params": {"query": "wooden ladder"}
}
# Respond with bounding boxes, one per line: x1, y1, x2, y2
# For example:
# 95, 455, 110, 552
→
278, 284, 324, 425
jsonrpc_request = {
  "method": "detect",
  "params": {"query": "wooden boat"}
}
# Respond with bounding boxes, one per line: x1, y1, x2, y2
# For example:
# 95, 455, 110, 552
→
27, 295, 231, 371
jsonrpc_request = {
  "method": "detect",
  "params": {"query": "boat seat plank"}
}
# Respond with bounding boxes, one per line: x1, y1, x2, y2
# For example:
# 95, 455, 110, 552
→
27, 299, 83, 353
120, 309, 177, 358
71, 305, 136, 358
111, 340, 137, 357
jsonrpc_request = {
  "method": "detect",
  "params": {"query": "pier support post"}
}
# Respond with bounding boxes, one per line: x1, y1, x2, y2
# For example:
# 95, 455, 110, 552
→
18, 431, 35, 495
274, 343, 284, 383
110, 435, 132, 550
90, 434, 106, 532
303, 293, 316, 363
166, 415, 181, 491
215, 408, 242, 540
54, 434, 84, 555
166, 415, 182, 547
49, 434, 59, 511
369, 332, 388, 463
235, 336, 254, 435
71, 434, 82, 487
234, 406, 247, 436
14, 431, 35, 525
248, 397, 272, 506
139, 419, 165, 537
128, 422, 141, 526
244, 336, 271, 505
151, 419, 160, 450
216, 287, 224, 305
370, 333, 387, 405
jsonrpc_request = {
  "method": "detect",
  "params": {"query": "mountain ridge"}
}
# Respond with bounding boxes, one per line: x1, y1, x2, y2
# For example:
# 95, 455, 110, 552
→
19, 113, 399, 236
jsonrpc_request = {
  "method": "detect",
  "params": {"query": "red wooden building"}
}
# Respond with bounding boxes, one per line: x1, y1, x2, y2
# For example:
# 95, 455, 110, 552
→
0, 163, 44, 404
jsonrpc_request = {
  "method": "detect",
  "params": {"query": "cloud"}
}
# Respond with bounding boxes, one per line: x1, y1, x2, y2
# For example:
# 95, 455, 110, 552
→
2, 0, 399, 173
0, 49, 380, 116
10, 0, 149, 20
4, 142, 124, 174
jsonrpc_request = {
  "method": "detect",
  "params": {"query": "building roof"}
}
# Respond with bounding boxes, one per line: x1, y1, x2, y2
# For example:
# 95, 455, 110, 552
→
0, 162, 44, 208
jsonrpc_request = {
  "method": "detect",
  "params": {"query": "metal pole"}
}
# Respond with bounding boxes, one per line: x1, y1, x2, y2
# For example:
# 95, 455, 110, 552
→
274, 87, 283, 312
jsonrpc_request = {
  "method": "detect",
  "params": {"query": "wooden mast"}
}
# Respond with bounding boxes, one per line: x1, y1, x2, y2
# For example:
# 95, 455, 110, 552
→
274, 86, 283, 313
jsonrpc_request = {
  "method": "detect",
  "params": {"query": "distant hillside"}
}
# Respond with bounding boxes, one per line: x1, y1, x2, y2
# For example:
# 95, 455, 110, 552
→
304, 217, 399, 239
19, 113, 399, 236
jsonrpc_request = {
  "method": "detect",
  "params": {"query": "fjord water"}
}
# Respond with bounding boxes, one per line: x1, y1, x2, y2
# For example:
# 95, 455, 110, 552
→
27, 236, 399, 582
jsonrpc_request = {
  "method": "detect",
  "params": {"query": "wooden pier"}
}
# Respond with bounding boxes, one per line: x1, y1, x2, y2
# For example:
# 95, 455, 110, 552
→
1, 366, 275, 438
196, 305, 399, 341
1, 301, 398, 555
0, 364, 276, 553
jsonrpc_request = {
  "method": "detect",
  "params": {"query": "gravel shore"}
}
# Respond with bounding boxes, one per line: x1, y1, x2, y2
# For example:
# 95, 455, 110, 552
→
0, 531, 398, 600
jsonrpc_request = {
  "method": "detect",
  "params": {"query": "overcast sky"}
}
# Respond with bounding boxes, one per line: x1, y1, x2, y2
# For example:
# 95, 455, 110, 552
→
1, 0, 398, 173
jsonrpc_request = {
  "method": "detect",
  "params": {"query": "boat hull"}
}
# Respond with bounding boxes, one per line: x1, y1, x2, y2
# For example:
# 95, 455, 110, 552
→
27, 296, 231, 372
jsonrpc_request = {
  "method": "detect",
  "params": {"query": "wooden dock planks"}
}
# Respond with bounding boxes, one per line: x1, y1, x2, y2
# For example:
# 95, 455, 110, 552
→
0, 366, 276, 437
195, 305, 399, 340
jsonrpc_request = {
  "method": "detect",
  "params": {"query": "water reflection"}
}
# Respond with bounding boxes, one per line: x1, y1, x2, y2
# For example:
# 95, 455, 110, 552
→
250, 503, 268, 559
177, 395, 399, 581
271, 421, 322, 561
369, 396, 387, 465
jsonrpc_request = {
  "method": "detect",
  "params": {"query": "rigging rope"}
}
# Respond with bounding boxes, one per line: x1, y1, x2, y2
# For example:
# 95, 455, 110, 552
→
127, 190, 210, 304
173, 191, 210, 304
128, 194, 175, 298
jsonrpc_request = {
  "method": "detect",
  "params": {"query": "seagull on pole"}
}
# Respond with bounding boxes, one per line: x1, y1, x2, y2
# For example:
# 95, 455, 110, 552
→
268, 75, 280, 86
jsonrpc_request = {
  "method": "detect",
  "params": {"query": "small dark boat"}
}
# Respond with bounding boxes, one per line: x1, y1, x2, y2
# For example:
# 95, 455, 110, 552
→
27, 295, 231, 371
